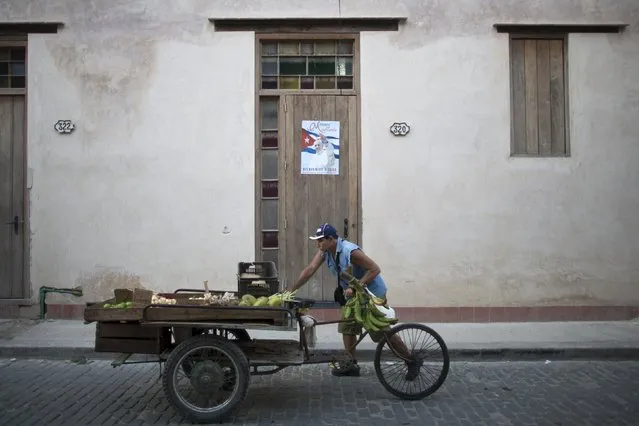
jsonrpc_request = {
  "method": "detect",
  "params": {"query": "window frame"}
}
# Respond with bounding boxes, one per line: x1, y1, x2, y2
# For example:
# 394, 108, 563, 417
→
0, 38, 27, 96
256, 33, 360, 97
508, 33, 571, 158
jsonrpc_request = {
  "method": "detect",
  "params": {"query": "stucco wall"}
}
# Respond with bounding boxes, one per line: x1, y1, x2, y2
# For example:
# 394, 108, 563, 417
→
1, 0, 638, 307
355, 2, 639, 307
22, 7, 258, 301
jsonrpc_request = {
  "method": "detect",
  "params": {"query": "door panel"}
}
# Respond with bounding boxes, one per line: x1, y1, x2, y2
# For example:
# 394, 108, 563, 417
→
280, 95, 359, 301
0, 95, 26, 299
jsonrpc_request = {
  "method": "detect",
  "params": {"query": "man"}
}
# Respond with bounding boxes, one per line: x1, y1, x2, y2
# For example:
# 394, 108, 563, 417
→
289, 223, 422, 379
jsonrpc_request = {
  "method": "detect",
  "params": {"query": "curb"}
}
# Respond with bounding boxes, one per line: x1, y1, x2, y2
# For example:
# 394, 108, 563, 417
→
1, 346, 638, 362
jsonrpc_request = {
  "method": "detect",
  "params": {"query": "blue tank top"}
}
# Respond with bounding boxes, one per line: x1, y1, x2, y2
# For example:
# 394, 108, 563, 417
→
323, 238, 387, 297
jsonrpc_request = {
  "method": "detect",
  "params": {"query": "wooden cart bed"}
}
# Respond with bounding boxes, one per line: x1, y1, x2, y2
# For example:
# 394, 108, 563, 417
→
84, 290, 297, 355
84, 291, 291, 325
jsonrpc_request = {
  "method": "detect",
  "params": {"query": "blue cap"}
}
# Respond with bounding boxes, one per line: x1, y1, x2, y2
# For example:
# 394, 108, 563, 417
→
309, 223, 338, 240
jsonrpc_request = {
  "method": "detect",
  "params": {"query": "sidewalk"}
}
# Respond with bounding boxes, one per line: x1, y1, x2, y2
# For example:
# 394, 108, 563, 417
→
1, 318, 638, 361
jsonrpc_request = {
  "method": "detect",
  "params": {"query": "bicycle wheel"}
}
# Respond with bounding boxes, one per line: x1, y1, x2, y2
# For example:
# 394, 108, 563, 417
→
374, 323, 449, 400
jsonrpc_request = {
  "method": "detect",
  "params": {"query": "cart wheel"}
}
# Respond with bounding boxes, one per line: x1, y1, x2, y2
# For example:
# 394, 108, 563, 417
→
181, 329, 250, 380
163, 334, 250, 424
197, 328, 251, 341
373, 323, 449, 401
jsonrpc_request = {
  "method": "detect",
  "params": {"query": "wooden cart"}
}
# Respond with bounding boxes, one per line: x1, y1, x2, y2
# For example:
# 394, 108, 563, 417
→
84, 288, 450, 424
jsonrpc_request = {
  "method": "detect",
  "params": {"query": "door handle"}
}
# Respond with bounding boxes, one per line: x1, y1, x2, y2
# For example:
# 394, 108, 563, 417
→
343, 218, 348, 239
5, 215, 23, 235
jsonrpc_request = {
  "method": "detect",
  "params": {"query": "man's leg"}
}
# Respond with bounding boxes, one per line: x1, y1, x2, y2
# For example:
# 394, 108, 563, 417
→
343, 334, 357, 359
330, 307, 361, 377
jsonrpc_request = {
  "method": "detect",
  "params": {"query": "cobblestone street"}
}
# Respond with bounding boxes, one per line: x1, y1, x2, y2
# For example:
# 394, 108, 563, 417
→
0, 358, 637, 426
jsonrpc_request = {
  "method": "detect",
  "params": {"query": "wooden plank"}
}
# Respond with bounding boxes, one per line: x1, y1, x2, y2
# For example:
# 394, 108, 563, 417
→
0, 97, 13, 298
5, 96, 25, 298
96, 322, 165, 339
510, 39, 527, 155
0, 23, 63, 34
95, 321, 172, 355
142, 321, 296, 332
550, 39, 567, 155
346, 96, 358, 245
84, 305, 144, 322
353, 35, 361, 95
95, 337, 167, 355
278, 96, 287, 287
111, 353, 132, 366
306, 95, 324, 301
299, 96, 311, 299
494, 23, 628, 34
212, 18, 404, 33
320, 95, 337, 301
143, 306, 289, 324
524, 39, 539, 155
282, 96, 294, 289
336, 96, 351, 250
235, 339, 304, 365
254, 37, 262, 264
287, 95, 307, 298
536, 40, 552, 156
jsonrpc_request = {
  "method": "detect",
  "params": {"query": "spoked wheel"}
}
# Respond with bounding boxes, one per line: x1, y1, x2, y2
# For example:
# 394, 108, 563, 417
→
181, 328, 250, 380
163, 335, 250, 424
374, 323, 449, 400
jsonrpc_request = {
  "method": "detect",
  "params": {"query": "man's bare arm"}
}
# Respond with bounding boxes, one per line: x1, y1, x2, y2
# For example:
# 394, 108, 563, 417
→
349, 249, 381, 287
290, 250, 324, 291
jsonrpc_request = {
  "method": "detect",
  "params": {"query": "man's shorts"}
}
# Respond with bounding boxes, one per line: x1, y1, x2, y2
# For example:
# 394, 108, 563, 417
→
338, 293, 389, 343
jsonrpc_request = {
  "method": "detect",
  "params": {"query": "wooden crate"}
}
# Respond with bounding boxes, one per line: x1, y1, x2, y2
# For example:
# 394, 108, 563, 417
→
84, 288, 156, 322
94, 322, 171, 354
84, 298, 146, 322
84, 298, 145, 322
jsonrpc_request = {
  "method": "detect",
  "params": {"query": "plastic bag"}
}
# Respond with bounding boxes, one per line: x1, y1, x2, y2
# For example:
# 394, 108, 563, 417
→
364, 288, 397, 320
300, 315, 317, 348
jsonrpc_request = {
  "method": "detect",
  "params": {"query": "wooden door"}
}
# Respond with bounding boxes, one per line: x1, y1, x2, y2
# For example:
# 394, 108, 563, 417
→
279, 95, 359, 301
0, 95, 26, 299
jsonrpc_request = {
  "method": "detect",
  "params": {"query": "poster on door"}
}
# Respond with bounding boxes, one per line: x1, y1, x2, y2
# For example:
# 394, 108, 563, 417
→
300, 120, 340, 175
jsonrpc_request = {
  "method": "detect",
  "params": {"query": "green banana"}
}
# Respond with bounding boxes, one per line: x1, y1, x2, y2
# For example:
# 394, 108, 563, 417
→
371, 297, 386, 306
363, 310, 381, 332
343, 305, 352, 319
354, 301, 363, 323
368, 302, 387, 318
368, 311, 392, 329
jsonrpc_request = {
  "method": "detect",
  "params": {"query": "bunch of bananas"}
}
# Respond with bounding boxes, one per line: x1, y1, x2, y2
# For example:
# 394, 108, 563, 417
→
342, 277, 398, 332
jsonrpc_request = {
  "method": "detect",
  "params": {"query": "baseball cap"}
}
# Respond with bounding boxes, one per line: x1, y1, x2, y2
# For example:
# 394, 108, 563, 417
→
309, 223, 338, 240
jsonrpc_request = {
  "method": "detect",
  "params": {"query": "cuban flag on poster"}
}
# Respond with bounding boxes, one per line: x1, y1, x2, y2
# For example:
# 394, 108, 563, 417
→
300, 120, 340, 175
